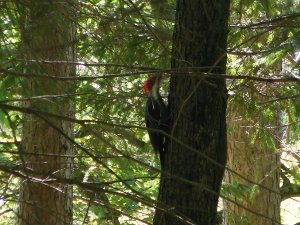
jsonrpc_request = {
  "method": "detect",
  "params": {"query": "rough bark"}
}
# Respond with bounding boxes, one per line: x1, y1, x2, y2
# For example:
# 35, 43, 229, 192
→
223, 104, 281, 225
153, 0, 230, 225
18, 1, 76, 225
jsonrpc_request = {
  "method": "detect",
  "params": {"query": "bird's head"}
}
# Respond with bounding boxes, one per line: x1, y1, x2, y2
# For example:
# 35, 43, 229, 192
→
143, 76, 156, 93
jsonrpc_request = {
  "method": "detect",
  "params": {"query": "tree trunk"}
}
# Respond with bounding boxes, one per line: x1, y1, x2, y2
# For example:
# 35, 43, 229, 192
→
154, 0, 230, 225
222, 104, 281, 225
18, 1, 76, 225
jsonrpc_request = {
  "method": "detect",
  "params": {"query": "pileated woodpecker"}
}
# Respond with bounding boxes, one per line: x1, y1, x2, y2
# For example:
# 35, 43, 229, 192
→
143, 75, 168, 166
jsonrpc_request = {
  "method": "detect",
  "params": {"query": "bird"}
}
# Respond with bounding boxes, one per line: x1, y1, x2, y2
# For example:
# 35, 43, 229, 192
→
143, 75, 169, 167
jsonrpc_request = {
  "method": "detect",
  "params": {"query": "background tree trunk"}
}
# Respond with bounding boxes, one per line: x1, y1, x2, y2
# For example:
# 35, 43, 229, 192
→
18, 1, 76, 225
223, 103, 281, 225
154, 0, 230, 224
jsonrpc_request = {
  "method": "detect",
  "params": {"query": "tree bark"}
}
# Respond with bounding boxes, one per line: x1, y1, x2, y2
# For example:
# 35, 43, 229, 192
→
153, 0, 230, 225
222, 104, 281, 225
18, 1, 76, 225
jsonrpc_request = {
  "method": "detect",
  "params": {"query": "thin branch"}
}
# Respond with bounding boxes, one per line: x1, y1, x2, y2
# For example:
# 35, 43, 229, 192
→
229, 12, 300, 29
125, 0, 170, 53
228, 49, 274, 56
1, 67, 299, 83
82, 198, 92, 225
27, 60, 161, 70
0, 93, 92, 103
258, 94, 300, 105
0, 67, 159, 81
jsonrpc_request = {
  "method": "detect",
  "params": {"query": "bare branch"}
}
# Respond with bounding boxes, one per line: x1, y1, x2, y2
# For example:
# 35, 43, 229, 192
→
229, 12, 300, 29
1, 67, 299, 83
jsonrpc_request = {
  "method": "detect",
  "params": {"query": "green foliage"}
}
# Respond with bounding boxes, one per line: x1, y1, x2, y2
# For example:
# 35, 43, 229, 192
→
0, 0, 299, 224
0, 153, 14, 167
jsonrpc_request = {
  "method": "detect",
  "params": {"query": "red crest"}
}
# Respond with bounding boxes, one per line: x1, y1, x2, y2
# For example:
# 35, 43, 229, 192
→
143, 76, 155, 93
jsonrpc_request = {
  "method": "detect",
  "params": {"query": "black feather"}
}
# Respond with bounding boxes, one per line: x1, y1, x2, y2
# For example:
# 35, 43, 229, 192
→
145, 82, 168, 166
